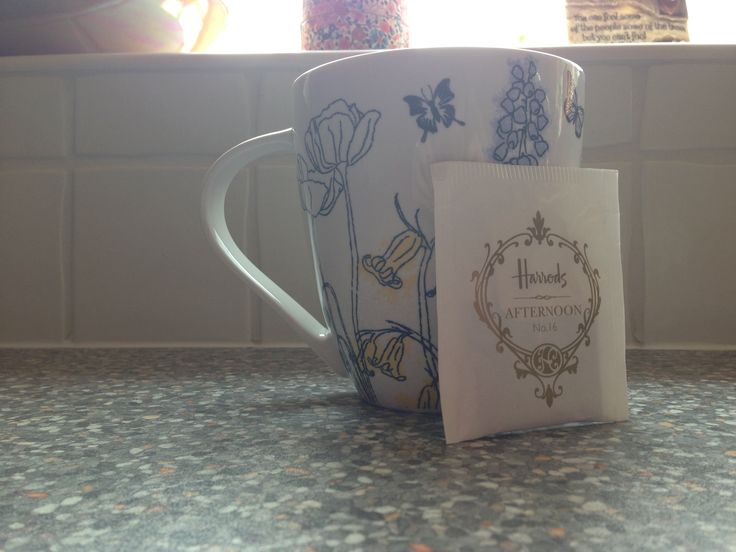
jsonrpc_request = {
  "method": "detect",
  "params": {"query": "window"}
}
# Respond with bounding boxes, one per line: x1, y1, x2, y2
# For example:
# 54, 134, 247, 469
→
200, 0, 734, 53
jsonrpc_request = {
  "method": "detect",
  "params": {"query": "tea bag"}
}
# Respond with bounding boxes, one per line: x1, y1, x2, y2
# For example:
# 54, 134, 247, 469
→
431, 162, 629, 444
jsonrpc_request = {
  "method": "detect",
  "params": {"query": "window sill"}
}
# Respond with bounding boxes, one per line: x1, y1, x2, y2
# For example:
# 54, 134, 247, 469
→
0, 43, 733, 74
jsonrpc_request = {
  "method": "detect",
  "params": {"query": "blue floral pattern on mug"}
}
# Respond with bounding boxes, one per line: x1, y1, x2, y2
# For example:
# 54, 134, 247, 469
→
564, 69, 585, 139
490, 60, 550, 166
298, 99, 439, 410
297, 99, 380, 217
362, 227, 423, 289
403, 78, 465, 143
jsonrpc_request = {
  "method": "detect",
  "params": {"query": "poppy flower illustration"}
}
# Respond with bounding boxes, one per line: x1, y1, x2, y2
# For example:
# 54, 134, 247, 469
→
299, 98, 380, 217
490, 60, 550, 166
305, 98, 381, 171
297, 154, 341, 217
403, 78, 465, 143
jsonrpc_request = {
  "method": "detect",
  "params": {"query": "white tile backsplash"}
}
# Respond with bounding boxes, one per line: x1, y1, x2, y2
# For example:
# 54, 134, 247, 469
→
641, 63, 736, 150
642, 161, 736, 344
256, 71, 300, 134
72, 167, 251, 343
76, 72, 254, 155
1, 48, 735, 347
254, 163, 323, 342
582, 66, 634, 148
581, 160, 639, 344
0, 170, 67, 341
0, 77, 66, 157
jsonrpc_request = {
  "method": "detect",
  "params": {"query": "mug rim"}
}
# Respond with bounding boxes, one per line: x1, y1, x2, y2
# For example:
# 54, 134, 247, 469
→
293, 47, 584, 87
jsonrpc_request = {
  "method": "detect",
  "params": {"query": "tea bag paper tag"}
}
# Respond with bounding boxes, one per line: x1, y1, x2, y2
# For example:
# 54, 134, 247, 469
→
431, 162, 629, 444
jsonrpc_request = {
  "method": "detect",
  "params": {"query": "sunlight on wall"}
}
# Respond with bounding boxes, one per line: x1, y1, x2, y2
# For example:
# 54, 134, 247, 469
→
208, 0, 302, 53
204, 0, 734, 53
409, 0, 568, 48
687, 0, 736, 43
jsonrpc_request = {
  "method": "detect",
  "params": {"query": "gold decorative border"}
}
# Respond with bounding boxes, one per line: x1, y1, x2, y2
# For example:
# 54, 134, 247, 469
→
471, 211, 602, 407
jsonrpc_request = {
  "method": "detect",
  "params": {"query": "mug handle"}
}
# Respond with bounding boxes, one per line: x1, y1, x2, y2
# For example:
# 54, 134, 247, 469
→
202, 128, 344, 375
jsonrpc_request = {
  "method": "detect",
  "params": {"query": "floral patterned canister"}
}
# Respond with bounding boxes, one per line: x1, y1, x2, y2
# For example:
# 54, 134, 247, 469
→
302, 0, 409, 50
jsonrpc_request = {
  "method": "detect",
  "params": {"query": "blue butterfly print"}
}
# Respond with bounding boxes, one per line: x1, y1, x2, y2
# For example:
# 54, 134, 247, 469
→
565, 89, 584, 138
564, 70, 585, 138
403, 78, 465, 143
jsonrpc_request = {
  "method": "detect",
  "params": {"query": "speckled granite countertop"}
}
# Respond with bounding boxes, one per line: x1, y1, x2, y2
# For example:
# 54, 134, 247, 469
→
1, 348, 735, 552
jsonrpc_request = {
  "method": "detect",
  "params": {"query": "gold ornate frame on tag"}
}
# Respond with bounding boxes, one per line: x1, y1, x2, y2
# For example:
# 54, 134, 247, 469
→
471, 211, 602, 407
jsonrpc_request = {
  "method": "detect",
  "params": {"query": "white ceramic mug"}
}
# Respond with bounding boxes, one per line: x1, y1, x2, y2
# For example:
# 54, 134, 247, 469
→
202, 48, 585, 412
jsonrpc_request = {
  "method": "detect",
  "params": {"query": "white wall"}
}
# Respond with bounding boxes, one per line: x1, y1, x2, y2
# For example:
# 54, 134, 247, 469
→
1, 45, 734, 348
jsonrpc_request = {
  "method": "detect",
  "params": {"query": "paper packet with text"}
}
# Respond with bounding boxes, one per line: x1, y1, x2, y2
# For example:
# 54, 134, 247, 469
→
431, 162, 629, 444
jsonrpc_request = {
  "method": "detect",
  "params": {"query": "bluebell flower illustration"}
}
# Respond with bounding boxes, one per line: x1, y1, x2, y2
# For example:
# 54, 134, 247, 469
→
362, 228, 424, 289
359, 330, 408, 381
404, 78, 465, 143
490, 60, 550, 166
298, 99, 380, 217
418, 382, 440, 410
564, 70, 585, 139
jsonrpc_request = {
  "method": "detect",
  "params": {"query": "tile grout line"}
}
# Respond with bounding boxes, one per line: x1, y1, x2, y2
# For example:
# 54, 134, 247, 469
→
628, 63, 650, 346
245, 70, 264, 344
61, 74, 76, 343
